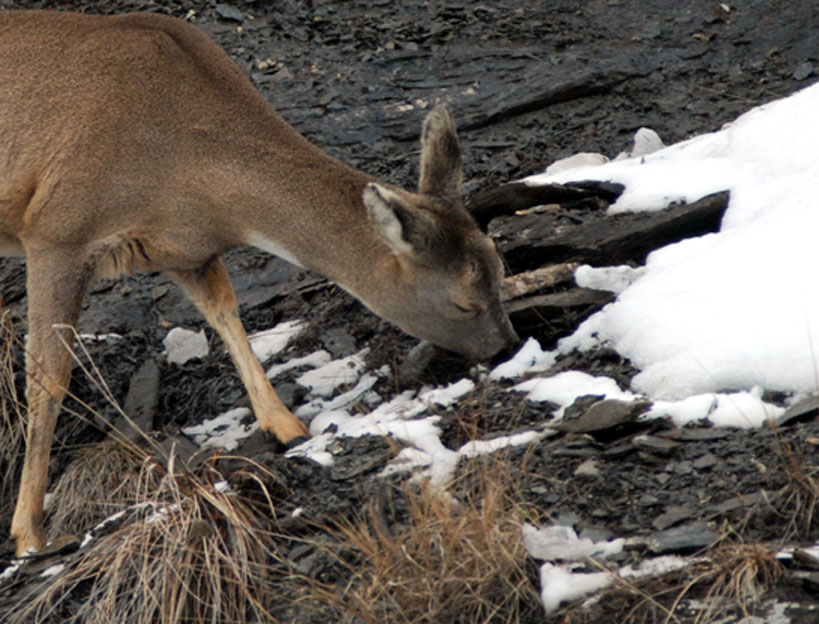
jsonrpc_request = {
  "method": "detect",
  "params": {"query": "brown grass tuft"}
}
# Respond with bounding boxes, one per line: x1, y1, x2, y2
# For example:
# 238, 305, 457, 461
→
0, 303, 25, 516
306, 454, 542, 624
46, 439, 151, 540
590, 537, 785, 624
771, 437, 819, 541
666, 538, 785, 624
12, 459, 287, 624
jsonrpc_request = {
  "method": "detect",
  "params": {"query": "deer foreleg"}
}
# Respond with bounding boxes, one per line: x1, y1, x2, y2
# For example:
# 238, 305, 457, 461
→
167, 257, 309, 444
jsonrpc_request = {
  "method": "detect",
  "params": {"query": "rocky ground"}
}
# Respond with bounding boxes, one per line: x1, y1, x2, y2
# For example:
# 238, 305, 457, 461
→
1, 1, 819, 622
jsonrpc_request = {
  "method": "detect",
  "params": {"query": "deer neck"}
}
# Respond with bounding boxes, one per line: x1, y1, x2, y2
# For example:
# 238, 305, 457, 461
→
214, 122, 397, 301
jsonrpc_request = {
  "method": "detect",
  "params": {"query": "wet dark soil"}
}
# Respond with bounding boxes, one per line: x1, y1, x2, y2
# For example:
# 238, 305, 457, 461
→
1, 0, 818, 621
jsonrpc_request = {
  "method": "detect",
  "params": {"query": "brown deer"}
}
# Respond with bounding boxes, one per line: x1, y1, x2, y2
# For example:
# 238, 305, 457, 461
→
0, 10, 518, 556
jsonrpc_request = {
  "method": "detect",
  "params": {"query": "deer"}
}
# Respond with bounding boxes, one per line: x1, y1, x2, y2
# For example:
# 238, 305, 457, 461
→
0, 9, 518, 556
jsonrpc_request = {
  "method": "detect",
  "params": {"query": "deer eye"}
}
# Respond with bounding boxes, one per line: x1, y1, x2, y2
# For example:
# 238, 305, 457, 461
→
453, 301, 480, 318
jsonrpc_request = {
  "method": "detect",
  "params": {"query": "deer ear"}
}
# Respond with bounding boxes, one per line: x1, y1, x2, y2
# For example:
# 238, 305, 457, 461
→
418, 105, 462, 204
363, 183, 437, 256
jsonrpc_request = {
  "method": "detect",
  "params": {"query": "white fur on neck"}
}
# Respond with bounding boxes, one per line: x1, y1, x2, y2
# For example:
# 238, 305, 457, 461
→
246, 232, 305, 268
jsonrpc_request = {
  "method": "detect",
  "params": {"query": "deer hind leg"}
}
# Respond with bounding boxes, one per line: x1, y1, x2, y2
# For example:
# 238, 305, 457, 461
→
167, 257, 309, 444
11, 249, 88, 556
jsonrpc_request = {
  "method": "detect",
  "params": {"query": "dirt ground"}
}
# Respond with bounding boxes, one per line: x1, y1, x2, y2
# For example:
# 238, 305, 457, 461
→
1, 1, 819, 622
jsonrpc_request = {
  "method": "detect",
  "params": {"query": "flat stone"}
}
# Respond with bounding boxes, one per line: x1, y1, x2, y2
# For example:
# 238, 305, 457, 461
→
780, 395, 819, 426
670, 428, 731, 441
708, 489, 776, 514
633, 434, 680, 454
692, 452, 719, 470
652, 505, 697, 530
647, 520, 721, 553
555, 399, 651, 434
574, 458, 602, 478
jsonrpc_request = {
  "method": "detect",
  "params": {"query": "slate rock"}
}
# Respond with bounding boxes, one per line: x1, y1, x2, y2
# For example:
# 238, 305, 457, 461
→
647, 520, 721, 553
793, 62, 814, 81
652, 505, 696, 530
119, 359, 160, 436
574, 458, 602, 478
215, 3, 244, 22
555, 398, 651, 434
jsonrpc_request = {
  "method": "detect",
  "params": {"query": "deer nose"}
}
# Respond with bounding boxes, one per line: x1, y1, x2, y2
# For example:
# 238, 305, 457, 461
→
467, 315, 519, 360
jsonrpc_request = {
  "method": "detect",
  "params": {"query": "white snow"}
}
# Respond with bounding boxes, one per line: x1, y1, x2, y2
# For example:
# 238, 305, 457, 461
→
0, 560, 22, 581
295, 373, 381, 419
419, 378, 475, 406
644, 388, 785, 428
163, 327, 209, 365
489, 337, 555, 380
525, 81, 819, 402
522, 524, 625, 561
266, 350, 332, 379
78, 332, 124, 342
182, 407, 256, 451
522, 522, 705, 615
248, 319, 304, 363
457, 430, 545, 458
619, 555, 693, 579
513, 371, 635, 419
539, 564, 614, 615
296, 349, 369, 397
40, 564, 65, 578
574, 264, 646, 295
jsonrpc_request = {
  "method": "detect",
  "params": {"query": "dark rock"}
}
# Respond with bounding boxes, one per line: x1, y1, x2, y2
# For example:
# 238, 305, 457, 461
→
780, 395, 819, 426
579, 526, 614, 542
792, 62, 814, 80
632, 434, 680, 454
319, 328, 357, 358
506, 288, 615, 345
555, 398, 651, 434
274, 382, 309, 409
692, 452, 719, 470
708, 489, 777, 514
573, 458, 601, 478
647, 521, 721, 553
652, 505, 696, 530
466, 181, 623, 231
493, 191, 730, 274
215, 4, 244, 22
397, 341, 436, 387
669, 428, 732, 441
119, 359, 160, 436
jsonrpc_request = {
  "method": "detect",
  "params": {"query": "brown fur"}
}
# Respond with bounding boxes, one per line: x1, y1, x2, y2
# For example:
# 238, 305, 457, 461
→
0, 10, 517, 555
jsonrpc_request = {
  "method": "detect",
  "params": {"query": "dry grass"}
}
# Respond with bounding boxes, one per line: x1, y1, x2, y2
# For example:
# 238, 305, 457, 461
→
655, 538, 784, 624
1, 322, 303, 624
12, 457, 288, 624
46, 439, 151, 540
580, 535, 785, 624
0, 302, 25, 516
770, 436, 819, 541
305, 454, 542, 624
686, 540, 784, 624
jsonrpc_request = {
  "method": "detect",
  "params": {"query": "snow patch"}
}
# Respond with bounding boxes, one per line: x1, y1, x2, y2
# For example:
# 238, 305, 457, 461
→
419, 379, 475, 406
267, 350, 332, 379
163, 327, 209, 365
489, 337, 556, 380
528, 82, 819, 401
248, 319, 304, 363
513, 371, 635, 419
296, 349, 369, 397
40, 564, 65, 578
182, 407, 256, 451
523, 524, 625, 561
539, 564, 614, 615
